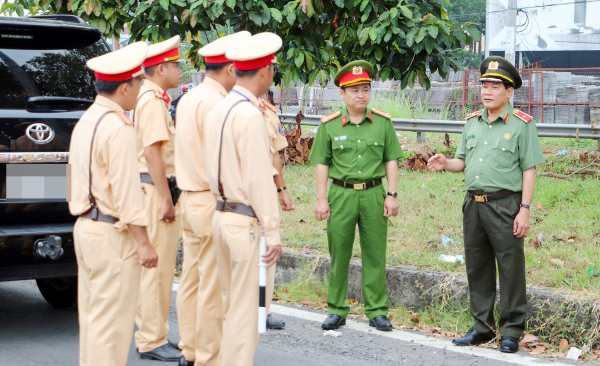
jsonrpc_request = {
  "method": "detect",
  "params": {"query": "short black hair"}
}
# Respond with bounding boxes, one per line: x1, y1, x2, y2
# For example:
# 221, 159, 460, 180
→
503, 81, 513, 89
145, 64, 158, 77
205, 62, 231, 72
341, 83, 372, 92
94, 78, 134, 94
235, 64, 272, 77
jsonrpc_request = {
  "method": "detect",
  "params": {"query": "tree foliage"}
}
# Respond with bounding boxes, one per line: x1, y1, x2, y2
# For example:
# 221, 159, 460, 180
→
2, 0, 480, 89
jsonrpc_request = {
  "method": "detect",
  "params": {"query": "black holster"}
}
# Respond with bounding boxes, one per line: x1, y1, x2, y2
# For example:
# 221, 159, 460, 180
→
168, 176, 181, 205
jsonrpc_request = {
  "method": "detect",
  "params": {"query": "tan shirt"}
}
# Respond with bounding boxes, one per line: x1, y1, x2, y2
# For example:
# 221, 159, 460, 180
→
175, 76, 227, 191
68, 96, 148, 231
134, 80, 176, 177
204, 86, 281, 245
259, 98, 288, 152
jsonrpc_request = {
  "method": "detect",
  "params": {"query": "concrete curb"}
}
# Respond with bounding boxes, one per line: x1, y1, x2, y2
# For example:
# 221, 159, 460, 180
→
275, 251, 600, 342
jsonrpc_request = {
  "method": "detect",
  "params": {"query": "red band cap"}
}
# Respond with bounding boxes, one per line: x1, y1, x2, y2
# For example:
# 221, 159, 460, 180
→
204, 54, 232, 64
95, 64, 143, 81
143, 48, 181, 68
339, 70, 371, 87
233, 54, 275, 71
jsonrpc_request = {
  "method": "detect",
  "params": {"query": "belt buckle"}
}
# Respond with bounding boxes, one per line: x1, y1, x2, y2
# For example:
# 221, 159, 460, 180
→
353, 183, 366, 190
474, 195, 488, 203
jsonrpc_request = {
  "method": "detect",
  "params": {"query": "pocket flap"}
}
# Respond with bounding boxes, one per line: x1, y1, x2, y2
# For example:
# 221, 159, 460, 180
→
367, 138, 384, 147
466, 138, 478, 149
333, 140, 352, 150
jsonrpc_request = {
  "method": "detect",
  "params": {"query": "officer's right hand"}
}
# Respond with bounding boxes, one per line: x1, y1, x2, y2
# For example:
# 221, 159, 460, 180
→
427, 154, 446, 171
315, 198, 330, 221
138, 243, 159, 268
159, 198, 176, 223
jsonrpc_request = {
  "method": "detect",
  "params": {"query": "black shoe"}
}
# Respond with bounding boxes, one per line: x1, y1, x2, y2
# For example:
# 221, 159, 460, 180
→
500, 336, 519, 353
321, 314, 346, 330
178, 355, 195, 366
139, 343, 181, 361
368, 315, 393, 331
169, 339, 181, 350
452, 327, 495, 346
267, 314, 286, 329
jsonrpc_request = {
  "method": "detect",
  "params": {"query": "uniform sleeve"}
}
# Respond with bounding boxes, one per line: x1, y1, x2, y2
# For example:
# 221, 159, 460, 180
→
455, 128, 468, 161
137, 97, 170, 147
383, 118, 403, 162
238, 114, 281, 245
518, 121, 545, 171
264, 110, 288, 151
308, 123, 331, 165
107, 125, 148, 230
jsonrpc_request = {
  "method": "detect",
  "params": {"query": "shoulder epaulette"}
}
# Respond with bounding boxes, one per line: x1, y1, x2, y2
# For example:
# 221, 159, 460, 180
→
321, 111, 341, 123
513, 110, 533, 123
115, 110, 134, 126
260, 99, 278, 113
465, 109, 482, 120
371, 108, 392, 119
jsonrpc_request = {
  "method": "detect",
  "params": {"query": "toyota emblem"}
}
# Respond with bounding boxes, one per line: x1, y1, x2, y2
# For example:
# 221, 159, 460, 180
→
26, 123, 55, 145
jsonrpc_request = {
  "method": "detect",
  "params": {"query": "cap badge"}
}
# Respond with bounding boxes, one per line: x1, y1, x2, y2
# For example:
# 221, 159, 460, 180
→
489, 61, 499, 70
352, 66, 363, 75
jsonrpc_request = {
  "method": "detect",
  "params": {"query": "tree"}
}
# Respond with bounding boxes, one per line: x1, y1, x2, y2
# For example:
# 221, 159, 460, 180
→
2, 0, 480, 89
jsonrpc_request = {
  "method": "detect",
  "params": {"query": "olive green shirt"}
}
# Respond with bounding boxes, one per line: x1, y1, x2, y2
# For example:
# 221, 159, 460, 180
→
455, 103, 545, 192
309, 108, 403, 183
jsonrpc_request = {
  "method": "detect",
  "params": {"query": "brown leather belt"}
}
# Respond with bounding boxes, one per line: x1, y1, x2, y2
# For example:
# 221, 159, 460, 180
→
80, 208, 118, 224
332, 178, 382, 190
468, 189, 516, 203
216, 200, 257, 218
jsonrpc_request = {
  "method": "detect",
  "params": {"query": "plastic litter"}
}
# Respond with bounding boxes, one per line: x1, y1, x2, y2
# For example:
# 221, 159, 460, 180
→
557, 150, 569, 156
322, 330, 342, 337
439, 254, 465, 264
589, 268, 595, 276
441, 235, 456, 247
566, 347, 582, 360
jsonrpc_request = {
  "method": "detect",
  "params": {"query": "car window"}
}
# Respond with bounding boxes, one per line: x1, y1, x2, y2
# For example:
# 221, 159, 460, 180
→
0, 39, 108, 110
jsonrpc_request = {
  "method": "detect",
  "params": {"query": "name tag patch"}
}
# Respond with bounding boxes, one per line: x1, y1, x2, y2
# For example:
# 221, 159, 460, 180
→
334, 135, 349, 141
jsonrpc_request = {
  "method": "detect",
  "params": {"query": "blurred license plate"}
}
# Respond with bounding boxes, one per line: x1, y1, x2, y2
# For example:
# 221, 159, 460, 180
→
6, 164, 69, 201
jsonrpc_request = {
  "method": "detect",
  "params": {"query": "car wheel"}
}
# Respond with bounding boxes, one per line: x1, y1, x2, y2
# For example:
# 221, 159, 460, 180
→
35, 276, 77, 309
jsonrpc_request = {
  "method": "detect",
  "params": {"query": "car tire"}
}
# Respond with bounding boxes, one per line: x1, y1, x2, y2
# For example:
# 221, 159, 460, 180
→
35, 276, 78, 309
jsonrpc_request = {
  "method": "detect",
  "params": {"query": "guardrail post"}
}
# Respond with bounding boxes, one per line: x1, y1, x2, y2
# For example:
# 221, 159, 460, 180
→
417, 132, 426, 142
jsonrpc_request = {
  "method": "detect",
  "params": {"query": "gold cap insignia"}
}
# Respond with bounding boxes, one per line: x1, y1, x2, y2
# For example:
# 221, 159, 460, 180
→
489, 61, 499, 70
352, 66, 363, 75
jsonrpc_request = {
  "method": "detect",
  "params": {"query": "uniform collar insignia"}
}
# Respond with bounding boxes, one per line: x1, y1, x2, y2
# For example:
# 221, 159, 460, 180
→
154, 89, 171, 105
368, 111, 373, 122
504, 111, 509, 123
341, 115, 348, 126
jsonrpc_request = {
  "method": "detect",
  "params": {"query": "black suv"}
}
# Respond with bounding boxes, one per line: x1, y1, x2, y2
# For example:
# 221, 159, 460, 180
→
0, 15, 109, 308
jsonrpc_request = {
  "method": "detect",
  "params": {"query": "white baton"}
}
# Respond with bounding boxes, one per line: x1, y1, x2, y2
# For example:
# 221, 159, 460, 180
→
258, 235, 267, 334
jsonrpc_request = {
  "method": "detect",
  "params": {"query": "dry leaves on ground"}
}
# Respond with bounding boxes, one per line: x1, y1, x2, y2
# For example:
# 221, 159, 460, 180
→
550, 258, 565, 267
559, 339, 569, 353
536, 201, 546, 211
519, 334, 547, 355
280, 111, 314, 165
400, 146, 445, 172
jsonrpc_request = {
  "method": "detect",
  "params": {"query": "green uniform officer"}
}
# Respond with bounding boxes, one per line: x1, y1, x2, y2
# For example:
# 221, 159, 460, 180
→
310, 60, 404, 332
428, 56, 544, 353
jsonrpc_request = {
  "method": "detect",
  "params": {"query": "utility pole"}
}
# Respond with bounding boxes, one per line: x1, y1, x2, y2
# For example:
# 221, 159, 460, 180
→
504, 0, 518, 103
484, 0, 490, 58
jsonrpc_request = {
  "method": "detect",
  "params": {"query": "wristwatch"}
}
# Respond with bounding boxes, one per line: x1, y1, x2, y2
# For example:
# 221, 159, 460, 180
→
520, 203, 530, 209
387, 192, 398, 198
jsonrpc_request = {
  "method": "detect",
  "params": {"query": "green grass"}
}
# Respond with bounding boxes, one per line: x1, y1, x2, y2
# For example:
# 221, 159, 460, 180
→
280, 151, 600, 297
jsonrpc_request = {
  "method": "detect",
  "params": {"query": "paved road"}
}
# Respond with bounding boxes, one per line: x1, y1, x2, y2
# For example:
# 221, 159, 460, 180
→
0, 281, 597, 366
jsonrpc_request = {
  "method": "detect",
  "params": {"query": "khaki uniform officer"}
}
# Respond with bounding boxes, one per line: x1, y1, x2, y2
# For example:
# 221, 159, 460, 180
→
68, 42, 159, 366
204, 32, 283, 366
133, 35, 183, 362
310, 60, 403, 332
428, 56, 544, 353
258, 98, 294, 330
174, 31, 251, 366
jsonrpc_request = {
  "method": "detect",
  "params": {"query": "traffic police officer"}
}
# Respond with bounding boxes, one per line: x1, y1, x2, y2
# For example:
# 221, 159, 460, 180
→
68, 42, 159, 366
204, 32, 283, 366
174, 30, 251, 366
133, 35, 183, 362
309, 60, 403, 332
428, 56, 544, 353
258, 96, 295, 329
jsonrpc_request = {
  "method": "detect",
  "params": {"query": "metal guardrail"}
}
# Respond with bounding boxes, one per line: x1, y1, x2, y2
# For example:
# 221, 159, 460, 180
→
279, 113, 600, 144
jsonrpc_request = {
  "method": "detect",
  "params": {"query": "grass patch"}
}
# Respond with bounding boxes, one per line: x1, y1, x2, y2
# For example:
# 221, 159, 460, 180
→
281, 142, 600, 297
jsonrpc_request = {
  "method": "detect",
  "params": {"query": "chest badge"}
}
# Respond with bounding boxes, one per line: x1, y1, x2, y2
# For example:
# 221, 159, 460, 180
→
505, 133, 511, 140
334, 135, 349, 141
